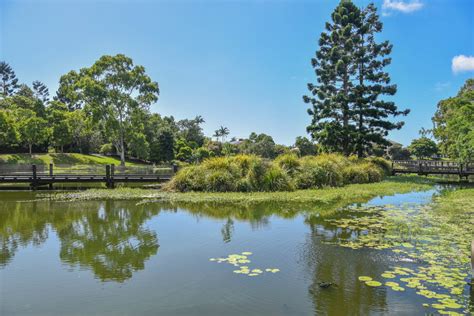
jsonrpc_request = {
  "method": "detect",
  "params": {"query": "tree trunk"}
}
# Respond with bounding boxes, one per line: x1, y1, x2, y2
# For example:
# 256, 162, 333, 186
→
29, 144, 32, 155
61, 145, 64, 153
119, 131, 125, 166
342, 71, 350, 156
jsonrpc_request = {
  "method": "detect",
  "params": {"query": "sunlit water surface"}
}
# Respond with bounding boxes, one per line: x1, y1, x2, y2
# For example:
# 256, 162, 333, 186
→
0, 188, 472, 315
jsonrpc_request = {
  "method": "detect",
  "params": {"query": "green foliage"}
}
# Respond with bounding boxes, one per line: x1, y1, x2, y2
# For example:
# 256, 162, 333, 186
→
100, 143, 115, 155
294, 136, 317, 156
366, 157, 392, 176
177, 116, 205, 148
408, 137, 439, 159
57, 54, 159, 165
388, 144, 411, 160
274, 153, 301, 175
0, 61, 19, 96
0, 110, 19, 146
18, 112, 49, 154
149, 126, 175, 163
432, 79, 474, 162
304, 2, 408, 157
167, 153, 387, 192
177, 147, 193, 162
240, 132, 277, 159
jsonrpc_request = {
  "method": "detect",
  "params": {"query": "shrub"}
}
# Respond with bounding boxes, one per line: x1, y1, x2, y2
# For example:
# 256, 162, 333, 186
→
262, 165, 294, 191
204, 169, 238, 192
166, 153, 388, 192
366, 157, 392, 176
342, 162, 385, 184
100, 143, 114, 155
342, 164, 370, 184
274, 153, 300, 175
294, 160, 327, 189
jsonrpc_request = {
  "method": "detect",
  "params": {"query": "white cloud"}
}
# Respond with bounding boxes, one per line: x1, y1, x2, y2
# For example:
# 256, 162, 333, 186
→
382, 0, 424, 14
452, 55, 474, 73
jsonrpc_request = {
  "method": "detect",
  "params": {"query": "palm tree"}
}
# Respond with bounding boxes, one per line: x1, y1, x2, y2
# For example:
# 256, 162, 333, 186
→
213, 129, 222, 142
218, 126, 230, 143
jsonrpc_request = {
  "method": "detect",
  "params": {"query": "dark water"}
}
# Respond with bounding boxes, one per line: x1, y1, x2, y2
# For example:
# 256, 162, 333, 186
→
0, 189, 466, 315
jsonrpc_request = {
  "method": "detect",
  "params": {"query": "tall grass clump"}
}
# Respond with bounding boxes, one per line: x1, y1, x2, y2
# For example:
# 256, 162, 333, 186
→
166, 153, 388, 192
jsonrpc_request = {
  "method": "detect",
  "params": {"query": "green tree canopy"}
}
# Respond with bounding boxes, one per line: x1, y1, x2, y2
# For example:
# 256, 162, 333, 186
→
56, 54, 159, 165
304, 1, 408, 157
408, 137, 438, 159
0, 61, 19, 97
432, 79, 474, 162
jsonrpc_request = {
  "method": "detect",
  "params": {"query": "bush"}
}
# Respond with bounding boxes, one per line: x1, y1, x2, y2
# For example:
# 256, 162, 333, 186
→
100, 143, 114, 155
263, 166, 294, 191
366, 157, 392, 176
342, 164, 370, 184
274, 153, 300, 175
166, 153, 388, 192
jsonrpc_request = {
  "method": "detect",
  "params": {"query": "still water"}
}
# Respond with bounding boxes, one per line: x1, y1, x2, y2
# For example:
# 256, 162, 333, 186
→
0, 189, 471, 315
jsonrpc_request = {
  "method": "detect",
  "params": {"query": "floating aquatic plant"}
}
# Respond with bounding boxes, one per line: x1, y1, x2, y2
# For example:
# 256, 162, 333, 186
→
328, 189, 474, 314
209, 252, 280, 277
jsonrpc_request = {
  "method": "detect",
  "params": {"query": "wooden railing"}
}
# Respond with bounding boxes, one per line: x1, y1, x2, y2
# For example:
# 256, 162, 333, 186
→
392, 160, 473, 177
0, 163, 176, 189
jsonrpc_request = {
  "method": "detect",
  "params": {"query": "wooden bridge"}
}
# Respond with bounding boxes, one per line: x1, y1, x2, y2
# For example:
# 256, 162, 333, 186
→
392, 160, 474, 178
0, 164, 175, 189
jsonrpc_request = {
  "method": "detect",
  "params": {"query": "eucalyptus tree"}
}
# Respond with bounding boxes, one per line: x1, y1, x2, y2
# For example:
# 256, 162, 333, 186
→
56, 54, 159, 165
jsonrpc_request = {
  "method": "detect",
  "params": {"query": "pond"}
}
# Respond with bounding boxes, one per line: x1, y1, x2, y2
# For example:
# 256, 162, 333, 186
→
0, 188, 472, 315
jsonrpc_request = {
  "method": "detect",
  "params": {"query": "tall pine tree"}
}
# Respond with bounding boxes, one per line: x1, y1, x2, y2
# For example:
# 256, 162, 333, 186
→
304, 1, 409, 157
352, 4, 409, 157
304, 1, 361, 155
0, 62, 19, 97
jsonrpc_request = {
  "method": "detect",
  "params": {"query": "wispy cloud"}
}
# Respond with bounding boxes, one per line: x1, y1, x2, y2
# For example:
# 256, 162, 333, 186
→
382, 0, 424, 16
435, 82, 451, 92
452, 55, 474, 73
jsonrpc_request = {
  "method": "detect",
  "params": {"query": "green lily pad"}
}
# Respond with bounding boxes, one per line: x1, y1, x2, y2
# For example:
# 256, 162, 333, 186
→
365, 280, 382, 287
358, 276, 372, 282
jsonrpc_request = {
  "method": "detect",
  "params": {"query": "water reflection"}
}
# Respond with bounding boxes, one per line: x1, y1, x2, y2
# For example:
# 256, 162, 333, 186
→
1, 190, 455, 315
0, 194, 377, 283
304, 214, 388, 315
0, 198, 159, 282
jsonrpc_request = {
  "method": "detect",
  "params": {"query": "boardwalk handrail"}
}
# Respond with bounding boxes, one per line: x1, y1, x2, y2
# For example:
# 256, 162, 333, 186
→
0, 163, 175, 189
391, 159, 473, 177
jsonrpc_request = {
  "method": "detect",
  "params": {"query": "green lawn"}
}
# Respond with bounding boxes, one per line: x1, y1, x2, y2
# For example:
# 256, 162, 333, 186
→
0, 153, 146, 166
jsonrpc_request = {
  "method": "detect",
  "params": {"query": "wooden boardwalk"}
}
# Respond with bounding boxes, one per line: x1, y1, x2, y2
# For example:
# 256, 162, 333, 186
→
0, 164, 175, 189
392, 160, 474, 178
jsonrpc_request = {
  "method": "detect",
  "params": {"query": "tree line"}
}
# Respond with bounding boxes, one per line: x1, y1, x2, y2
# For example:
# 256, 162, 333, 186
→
0, 57, 319, 165
1, 1, 472, 164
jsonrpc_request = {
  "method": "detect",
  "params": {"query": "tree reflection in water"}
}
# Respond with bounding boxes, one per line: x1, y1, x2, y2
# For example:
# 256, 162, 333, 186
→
57, 200, 159, 282
0, 198, 159, 282
303, 209, 388, 315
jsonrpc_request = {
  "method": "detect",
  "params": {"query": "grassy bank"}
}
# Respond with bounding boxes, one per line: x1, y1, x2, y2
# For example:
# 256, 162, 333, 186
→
166, 153, 391, 192
0, 153, 144, 166
49, 175, 434, 206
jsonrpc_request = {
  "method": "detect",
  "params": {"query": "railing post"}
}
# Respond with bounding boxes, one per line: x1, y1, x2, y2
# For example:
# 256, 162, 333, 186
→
49, 163, 53, 190
32, 164, 37, 190
106, 165, 111, 188
110, 164, 115, 189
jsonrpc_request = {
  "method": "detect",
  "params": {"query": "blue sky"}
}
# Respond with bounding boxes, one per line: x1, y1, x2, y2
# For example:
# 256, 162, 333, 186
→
1, 0, 473, 146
